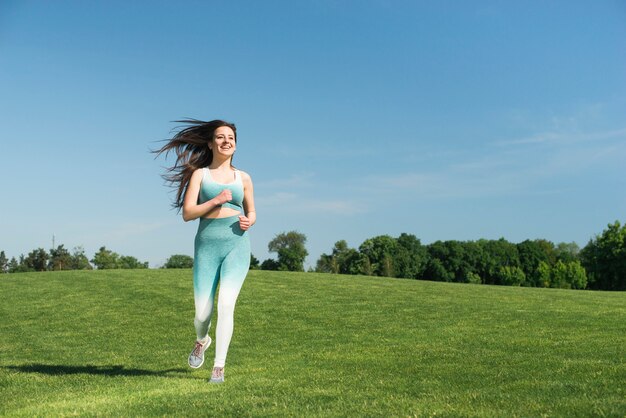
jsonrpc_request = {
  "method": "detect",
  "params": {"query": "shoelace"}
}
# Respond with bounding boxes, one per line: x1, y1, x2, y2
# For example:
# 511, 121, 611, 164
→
212, 367, 224, 379
192, 341, 204, 357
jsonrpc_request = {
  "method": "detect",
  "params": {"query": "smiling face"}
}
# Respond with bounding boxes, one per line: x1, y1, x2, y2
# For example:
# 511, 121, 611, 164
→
209, 126, 236, 158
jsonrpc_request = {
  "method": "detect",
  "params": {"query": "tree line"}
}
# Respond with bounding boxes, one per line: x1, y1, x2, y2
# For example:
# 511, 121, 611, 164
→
0, 245, 148, 273
314, 236, 588, 289
313, 221, 625, 291
2, 221, 623, 291
258, 222, 625, 291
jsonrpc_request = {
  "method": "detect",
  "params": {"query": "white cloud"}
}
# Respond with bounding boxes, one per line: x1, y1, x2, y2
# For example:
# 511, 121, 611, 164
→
367, 170, 532, 200
497, 128, 626, 146
368, 127, 626, 201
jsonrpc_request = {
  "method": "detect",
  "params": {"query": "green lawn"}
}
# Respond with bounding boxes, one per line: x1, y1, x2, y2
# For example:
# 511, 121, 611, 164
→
0, 269, 624, 417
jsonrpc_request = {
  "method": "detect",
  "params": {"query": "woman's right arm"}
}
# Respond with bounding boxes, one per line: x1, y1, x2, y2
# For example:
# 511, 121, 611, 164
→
182, 169, 232, 222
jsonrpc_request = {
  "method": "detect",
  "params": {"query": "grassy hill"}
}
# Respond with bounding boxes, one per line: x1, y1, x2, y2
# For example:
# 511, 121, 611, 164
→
0, 269, 624, 416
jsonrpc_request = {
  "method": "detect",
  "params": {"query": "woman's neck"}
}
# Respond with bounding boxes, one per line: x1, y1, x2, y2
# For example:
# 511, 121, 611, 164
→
209, 157, 232, 170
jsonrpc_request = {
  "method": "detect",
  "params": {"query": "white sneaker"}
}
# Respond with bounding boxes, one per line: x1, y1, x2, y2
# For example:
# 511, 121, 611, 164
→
188, 337, 211, 369
210, 367, 224, 383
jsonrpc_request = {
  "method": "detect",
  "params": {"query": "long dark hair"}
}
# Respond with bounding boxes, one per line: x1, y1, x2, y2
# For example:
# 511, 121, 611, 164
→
154, 119, 237, 209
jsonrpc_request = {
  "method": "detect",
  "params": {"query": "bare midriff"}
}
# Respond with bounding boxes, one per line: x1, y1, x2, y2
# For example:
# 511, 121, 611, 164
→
203, 206, 241, 219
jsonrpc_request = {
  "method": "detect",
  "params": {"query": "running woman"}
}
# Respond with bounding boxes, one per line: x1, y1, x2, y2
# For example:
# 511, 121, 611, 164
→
156, 119, 256, 383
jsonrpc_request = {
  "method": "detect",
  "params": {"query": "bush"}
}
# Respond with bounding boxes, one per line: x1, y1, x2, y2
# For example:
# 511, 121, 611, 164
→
465, 272, 482, 284
164, 254, 194, 269
496, 266, 526, 286
580, 221, 625, 290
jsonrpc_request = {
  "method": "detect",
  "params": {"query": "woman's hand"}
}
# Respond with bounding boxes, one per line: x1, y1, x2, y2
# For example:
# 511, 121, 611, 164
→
213, 189, 232, 205
239, 215, 252, 231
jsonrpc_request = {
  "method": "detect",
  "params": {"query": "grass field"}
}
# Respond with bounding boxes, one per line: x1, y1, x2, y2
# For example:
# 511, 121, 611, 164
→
0, 269, 624, 417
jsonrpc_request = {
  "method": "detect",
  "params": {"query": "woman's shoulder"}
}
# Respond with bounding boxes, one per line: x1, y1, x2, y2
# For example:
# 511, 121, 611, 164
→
237, 169, 252, 182
191, 167, 205, 181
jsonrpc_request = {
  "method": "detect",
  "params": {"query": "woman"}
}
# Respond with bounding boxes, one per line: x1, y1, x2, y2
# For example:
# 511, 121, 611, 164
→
156, 119, 256, 383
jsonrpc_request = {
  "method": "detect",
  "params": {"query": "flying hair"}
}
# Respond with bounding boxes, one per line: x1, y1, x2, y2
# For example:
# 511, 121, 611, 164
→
154, 119, 237, 209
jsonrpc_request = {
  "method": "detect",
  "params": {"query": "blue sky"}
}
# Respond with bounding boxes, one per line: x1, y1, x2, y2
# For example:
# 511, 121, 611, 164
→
1, 1, 625, 268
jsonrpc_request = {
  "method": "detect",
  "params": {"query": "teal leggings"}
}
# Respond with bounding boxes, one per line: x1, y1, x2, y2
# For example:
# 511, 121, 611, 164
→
193, 215, 250, 368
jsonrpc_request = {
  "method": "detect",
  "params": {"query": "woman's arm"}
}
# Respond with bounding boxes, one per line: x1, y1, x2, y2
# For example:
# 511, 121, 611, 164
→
238, 171, 256, 231
182, 169, 232, 222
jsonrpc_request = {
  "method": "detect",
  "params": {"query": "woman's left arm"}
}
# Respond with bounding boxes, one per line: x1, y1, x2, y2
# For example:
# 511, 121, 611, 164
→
239, 171, 256, 231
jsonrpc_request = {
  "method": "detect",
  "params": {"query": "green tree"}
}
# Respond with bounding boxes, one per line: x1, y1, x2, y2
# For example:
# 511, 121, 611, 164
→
315, 253, 338, 274
580, 221, 626, 291
551, 260, 569, 289
49, 245, 72, 271
477, 239, 520, 285
539, 260, 588, 290
0, 251, 7, 273
466, 271, 482, 284
555, 242, 580, 264
119, 255, 148, 269
331, 240, 355, 274
517, 239, 556, 286
425, 240, 480, 283
496, 266, 526, 286
8, 255, 32, 273
268, 231, 308, 272
250, 254, 260, 270
315, 240, 361, 275
25, 248, 49, 272
91, 246, 120, 269
69, 246, 93, 270
381, 255, 393, 277
260, 258, 279, 271
358, 235, 397, 277
337, 248, 361, 275
7, 257, 21, 273
458, 241, 484, 283
164, 254, 194, 269
356, 254, 373, 276
395, 233, 429, 279
566, 260, 588, 290
537, 261, 552, 288
423, 256, 454, 282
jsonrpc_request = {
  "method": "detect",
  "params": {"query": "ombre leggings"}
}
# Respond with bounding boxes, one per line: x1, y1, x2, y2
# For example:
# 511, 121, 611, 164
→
193, 215, 250, 368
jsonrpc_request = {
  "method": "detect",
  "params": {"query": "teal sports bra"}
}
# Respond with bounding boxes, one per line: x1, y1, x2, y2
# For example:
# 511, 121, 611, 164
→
199, 168, 244, 212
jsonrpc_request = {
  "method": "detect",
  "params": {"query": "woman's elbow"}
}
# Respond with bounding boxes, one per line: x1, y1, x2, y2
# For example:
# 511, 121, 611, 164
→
182, 209, 193, 222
